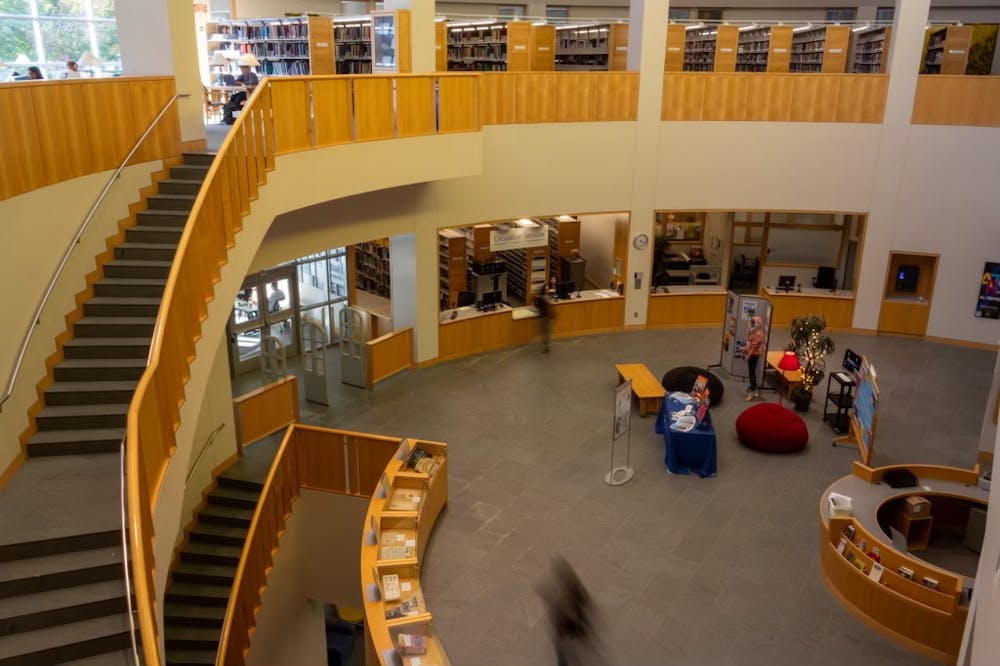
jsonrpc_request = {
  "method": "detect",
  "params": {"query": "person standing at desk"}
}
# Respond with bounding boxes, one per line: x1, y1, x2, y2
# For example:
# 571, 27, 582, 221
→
535, 287, 553, 353
744, 315, 764, 401
223, 60, 259, 125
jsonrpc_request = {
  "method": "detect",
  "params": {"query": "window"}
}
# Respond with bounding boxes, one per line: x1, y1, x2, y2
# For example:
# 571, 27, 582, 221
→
0, 0, 120, 79
668, 8, 690, 21
876, 7, 894, 22
545, 6, 568, 25
497, 5, 524, 20
697, 9, 723, 21
826, 8, 857, 22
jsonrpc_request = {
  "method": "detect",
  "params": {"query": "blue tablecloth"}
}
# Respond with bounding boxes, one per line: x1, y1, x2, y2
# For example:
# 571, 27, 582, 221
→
654, 394, 717, 477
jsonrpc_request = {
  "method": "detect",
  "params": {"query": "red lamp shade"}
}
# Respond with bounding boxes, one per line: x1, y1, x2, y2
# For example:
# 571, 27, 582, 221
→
778, 351, 801, 372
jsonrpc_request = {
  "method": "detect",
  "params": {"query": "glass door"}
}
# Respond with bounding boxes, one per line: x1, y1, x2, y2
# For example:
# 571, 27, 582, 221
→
228, 266, 299, 376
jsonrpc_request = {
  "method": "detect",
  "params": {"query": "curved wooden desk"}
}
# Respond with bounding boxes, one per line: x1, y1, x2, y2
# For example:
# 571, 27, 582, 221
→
819, 462, 987, 664
360, 439, 450, 665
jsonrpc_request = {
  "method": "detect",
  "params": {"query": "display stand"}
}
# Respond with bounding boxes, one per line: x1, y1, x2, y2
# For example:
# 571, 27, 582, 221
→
259, 335, 287, 384
302, 320, 329, 405
833, 355, 878, 463
823, 371, 855, 434
713, 292, 773, 393
606, 379, 635, 486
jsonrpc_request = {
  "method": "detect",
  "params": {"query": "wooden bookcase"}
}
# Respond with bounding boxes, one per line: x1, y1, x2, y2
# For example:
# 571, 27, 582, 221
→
683, 24, 738, 72
506, 21, 534, 71
464, 224, 493, 264
922, 25, 973, 74
308, 17, 335, 75
206, 16, 312, 76
446, 21, 509, 71
546, 217, 581, 281
351, 239, 391, 300
664, 24, 686, 72
334, 19, 372, 74
852, 25, 892, 73
555, 23, 629, 71
736, 25, 793, 72
530, 24, 556, 70
790, 25, 850, 73
438, 230, 467, 309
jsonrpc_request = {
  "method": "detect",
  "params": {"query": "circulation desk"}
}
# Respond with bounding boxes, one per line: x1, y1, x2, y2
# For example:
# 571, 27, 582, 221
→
437, 289, 623, 361
763, 286, 855, 329
647, 286, 726, 327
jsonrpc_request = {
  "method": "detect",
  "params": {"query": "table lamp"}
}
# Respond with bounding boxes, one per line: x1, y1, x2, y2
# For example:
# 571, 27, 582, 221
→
209, 51, 229, 85
778, 350, 801, 372
237, 53, 260, 68
79, 51, 102, 77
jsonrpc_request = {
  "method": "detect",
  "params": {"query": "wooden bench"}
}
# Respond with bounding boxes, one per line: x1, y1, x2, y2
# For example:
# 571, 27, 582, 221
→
615, 363, 666, 416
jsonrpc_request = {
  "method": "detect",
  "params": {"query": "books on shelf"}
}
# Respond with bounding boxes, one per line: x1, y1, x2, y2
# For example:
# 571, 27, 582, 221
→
396, 633, 427, 656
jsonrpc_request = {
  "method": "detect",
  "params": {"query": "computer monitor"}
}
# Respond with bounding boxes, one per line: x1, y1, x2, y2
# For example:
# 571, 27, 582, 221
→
896, 265, 920, 292
481, 290, 502, 310
842, 348, 861, 374
815, 266, 837, 290
556, 281, 575, 300
456, 291, 476, 308
777, 275, 796, 292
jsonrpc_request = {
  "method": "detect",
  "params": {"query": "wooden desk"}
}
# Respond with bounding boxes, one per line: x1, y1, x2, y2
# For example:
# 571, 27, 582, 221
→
763, 286, 855, 329
647, 287, 726, 327
615, 363, 666, 416
766, 350, 802, 397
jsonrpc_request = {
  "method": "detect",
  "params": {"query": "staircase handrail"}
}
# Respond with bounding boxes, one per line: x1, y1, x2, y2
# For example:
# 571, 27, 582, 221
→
0, 93, 184, 412
119, 438, 140, 666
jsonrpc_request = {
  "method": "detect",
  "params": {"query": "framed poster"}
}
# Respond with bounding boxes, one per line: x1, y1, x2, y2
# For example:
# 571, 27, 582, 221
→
614, 379, 632, 440
975, 261, 1000, 319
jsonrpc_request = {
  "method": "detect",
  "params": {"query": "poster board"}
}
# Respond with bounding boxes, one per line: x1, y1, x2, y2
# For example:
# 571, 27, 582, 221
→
719, 291, 773, 388
839, 355, 878, 464
614, 379, 631, 440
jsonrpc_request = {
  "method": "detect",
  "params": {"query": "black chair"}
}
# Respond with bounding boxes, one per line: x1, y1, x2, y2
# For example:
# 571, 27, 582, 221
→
813, 266, 837, 290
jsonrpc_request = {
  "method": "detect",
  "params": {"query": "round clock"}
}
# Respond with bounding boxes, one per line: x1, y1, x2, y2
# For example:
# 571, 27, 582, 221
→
633, 233, 649, 250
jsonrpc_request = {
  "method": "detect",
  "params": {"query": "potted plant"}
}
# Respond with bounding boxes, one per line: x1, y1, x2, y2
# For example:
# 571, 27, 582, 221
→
787, 314, 835, 411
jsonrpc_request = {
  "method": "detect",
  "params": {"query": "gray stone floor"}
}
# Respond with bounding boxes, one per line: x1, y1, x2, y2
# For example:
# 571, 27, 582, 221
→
234, 327, 994, 666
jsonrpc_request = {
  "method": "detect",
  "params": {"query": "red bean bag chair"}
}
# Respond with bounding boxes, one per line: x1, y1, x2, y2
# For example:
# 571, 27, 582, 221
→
736, 402, 808, 453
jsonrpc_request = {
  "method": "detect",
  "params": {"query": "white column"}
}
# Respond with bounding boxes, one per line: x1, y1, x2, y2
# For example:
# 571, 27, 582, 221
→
624, 0, 669, 327
851, 0, 930, 330
385, 0, 435, 72
389, 234, 417, 336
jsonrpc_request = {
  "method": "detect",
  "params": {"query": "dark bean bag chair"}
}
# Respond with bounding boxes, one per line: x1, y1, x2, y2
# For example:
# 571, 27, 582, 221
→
661, 366, 725, 406
736, 402, 809, 453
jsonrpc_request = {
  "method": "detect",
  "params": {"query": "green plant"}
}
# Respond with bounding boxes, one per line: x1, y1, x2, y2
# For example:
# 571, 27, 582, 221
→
787, 314, 835, 394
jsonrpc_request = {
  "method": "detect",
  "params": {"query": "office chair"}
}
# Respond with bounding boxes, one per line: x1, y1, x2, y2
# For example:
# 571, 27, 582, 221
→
813, 266, 837, 290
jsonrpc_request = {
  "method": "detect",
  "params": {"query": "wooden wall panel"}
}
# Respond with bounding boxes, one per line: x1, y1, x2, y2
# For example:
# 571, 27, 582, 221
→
913, 76, 982, 126
354, 77, 395, 141
32, 85, 91, 185
312, 78, 354, 146
516, 73, 557, 123
836, 75, 888, 123
973, 77, 1000, 126
79, 81, 136, 171
269, 80, 312, 153
295, 427, 348, 493
789, 75, 841, 122
396, 77, 436, 137
662, 73, 706, 121
745, 74, 793, 121
596, 73, 638, 121
479, 73, 517, 125
438, 76, 478, 132
701, 74, 749, 121
233, 376, 298, 448
128, 78, 179, 163
366, 327, 414, 388
0, 87, 45, 199
555, 73, 595, 122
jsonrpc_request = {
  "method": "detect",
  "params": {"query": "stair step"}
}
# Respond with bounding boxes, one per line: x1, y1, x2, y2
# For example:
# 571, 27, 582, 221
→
26, 428, 125, 457
182, 152, 216, 167
101, 260, 173, 279
93, 278, 166, 298
198, 504, 254, 528
216, 476, 264, 493
0, 613, 130, 664
0, 532, 119, 564
179, 542, 241, 567
0, 546, 123, 600
44, 381, 138, 406
35, 404, 129, 432
125, 225, 184, 245
207, 485, 260, 510
0, 580, 126, 637
61, 647, 135, 665
147, 194, 195, 211
163, 648, 217, 666
164, 582, 231, 607
73, 317, 156, 339
171, 561, 236, 587
164, 625, 221, 651
157, 178, 203, 196
113, 242, 178, 262
53, 358, 147, 382
63, 337, 151, 359
189, 523, 247, 548
169, 164, 210, 181
83, 296, 162, 318
135, 209, 189, 228
163, 603, 225, 629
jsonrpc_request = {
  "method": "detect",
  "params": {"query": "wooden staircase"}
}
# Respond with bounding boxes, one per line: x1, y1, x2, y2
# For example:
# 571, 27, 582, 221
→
0, 152, 214, 665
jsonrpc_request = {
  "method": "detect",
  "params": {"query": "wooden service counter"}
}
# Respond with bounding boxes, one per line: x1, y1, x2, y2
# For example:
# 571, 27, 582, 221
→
647, 286, 726, 327
438, 289, 624, 361
764, 286, 855, 329
819, 462, 988, 664
361, 439, 450, 666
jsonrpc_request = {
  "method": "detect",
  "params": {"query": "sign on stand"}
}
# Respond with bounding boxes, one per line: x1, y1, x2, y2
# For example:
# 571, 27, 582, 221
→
606, 379, 635, 486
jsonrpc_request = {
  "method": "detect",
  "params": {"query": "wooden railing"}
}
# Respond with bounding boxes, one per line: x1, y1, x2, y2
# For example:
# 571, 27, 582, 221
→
232, 376, 299, 451
0, 76, 179, 201
218, 424, 402, 665
661, 72, 889, 123
478, 71, 639, 124
366, 327, 414, 389
912, 75, 1000, 126
852, 461, 981, 486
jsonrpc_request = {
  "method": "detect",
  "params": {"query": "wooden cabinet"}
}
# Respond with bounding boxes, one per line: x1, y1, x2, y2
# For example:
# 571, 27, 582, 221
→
438, 230, 466, 309
555, 23, 628, 71
852, 26, 892, 73
878, 252, 938, 337
923, 25, 973, 74
664, 24, 686, 72
790, 25, 850, 73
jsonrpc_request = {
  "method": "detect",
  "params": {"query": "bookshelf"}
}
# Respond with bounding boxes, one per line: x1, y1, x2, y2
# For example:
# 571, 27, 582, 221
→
496, 246, 548, 305
922, 25, 972, 74
352, 239, 391, 299
438, 230, 467, 309
664, 23, 686, 72
447, 21, 509, 71
737, 25, 793, 72
555, 23, 629, 71
546, 216, 581, 281
464, 224, 493, 264
790, 25, 850, 73
334, 19, 372, 74
852, 25, 892, 73
684, 26, 717, 71
206, 16, 312, 76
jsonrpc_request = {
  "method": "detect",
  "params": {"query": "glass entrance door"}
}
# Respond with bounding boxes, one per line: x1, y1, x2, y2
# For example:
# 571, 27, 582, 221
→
229, 267, 299, 376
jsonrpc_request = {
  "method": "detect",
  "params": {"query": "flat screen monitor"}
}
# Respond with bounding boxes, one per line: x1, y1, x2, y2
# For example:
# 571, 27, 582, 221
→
481, 290, 502, 310
456, 291, 476, 308
556, 281, 575, 300
842, 348, 861, 373
777, 275, 796, 292
896, 265, 920, 293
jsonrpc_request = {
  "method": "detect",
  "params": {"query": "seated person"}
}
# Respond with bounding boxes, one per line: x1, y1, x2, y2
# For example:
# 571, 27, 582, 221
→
688, 246, 707, 265
223, 62, 259, 125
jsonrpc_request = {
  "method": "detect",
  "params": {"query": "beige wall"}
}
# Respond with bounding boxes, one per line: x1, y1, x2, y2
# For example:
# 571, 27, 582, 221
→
579, 213, 623, 290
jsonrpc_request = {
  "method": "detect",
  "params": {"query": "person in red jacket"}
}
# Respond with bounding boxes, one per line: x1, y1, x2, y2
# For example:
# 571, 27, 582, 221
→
745, 315, 764, 400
